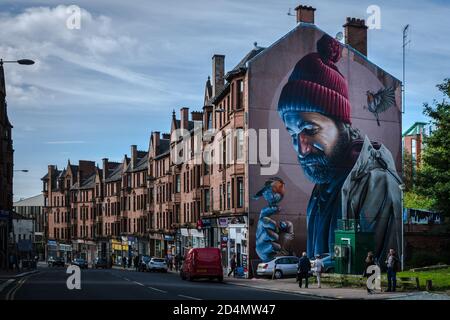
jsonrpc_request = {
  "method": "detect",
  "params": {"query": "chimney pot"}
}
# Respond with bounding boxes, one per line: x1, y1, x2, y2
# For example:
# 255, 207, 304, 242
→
343, 17, 368, 56
295, 4, 316, 24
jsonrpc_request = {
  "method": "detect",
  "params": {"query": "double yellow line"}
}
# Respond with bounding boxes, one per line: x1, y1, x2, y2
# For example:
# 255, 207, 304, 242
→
5, 275, 30, 300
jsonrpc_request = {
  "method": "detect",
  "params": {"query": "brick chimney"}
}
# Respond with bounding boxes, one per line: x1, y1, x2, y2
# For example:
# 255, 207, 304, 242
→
180, 107, 189, 131
343, 17, 368, 56
191, 111, 203, 121
212, 54, 225, 97
78, 160, 96, 182
130, 145, 137, 169
102, 158, 109, 180
152, 132, 160, 155
295, 5, 316, 24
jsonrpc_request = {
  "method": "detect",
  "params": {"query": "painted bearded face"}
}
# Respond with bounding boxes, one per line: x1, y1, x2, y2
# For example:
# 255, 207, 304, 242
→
281, 111, 350, 184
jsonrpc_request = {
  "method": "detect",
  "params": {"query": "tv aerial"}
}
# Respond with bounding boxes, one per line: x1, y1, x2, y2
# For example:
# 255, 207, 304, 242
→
287, 8, 295, 16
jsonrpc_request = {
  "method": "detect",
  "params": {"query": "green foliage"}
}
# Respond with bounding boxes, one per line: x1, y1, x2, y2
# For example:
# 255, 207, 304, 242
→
404, 191, 435, 210
415, 79, 450, 216
402, 151, 414, 191
399, 268, 450, 291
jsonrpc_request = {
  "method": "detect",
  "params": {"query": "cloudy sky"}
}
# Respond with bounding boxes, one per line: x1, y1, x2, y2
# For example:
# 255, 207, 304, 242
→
1, 0, 449, 201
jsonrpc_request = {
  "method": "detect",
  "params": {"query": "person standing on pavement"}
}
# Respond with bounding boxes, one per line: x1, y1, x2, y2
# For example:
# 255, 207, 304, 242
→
228, 254, 237, 277
134, 255, 139, 271
364, 251, 376, 294
297, 252, 311, 288
122, 256, 127, 269
312, 254, 324, 288
385, 249, 400, 292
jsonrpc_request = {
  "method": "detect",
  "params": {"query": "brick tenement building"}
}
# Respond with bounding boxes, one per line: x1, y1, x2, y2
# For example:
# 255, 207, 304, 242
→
402, 122, 432, 184
0, 63, 14, 269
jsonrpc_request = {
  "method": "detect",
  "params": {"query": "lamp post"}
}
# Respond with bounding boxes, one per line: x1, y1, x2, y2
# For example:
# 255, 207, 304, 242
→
1, 58, 34, 271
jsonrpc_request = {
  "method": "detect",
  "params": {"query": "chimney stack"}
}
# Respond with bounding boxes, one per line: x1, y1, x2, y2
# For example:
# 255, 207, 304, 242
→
343, 17, 368, 56
102, 158, 109, 180
180, 107, 189, 131
152, 132, 160, 154
191, 111, 203, 122
295, 5, 316, 24
131, 145, 137, 169
212, 54, 225, 97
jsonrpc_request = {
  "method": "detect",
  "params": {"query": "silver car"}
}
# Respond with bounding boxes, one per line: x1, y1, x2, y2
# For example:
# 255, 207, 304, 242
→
256, 256, 299, 279
146, 257, 168, 272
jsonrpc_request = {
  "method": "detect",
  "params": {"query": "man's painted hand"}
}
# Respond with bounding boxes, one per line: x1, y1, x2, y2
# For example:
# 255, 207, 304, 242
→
256, 206, 281, 262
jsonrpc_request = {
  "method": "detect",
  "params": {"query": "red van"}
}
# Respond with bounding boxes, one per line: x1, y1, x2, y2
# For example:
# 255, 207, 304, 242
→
180, 248, 223, 282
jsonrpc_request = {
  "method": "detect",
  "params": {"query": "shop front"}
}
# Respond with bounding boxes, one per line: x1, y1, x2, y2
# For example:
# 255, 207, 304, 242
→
111, 238, 129, 265
228, 217, 249, 278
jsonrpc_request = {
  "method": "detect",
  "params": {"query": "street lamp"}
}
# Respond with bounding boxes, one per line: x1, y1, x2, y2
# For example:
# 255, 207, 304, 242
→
0, 59, 35, 66
1, 58, 34, 270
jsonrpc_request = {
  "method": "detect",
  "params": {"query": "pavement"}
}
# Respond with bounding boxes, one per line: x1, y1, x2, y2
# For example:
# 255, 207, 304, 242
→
224, 276, 450, 300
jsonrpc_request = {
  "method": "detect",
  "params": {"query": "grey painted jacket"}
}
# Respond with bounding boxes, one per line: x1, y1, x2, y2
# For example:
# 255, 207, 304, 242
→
341, 136, 403, 261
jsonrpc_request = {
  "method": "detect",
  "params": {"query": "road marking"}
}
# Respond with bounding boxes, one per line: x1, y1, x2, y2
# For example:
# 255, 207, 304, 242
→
178, 294, 202, 300
133, 281, 144, 286
0, 279, 14, 293
6, 276, 28, 300
148, 286, 167, 294
123, 278, 130, 281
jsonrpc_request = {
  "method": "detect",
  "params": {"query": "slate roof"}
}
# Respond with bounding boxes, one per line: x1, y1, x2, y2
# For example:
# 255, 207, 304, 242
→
105, 163, 123, 183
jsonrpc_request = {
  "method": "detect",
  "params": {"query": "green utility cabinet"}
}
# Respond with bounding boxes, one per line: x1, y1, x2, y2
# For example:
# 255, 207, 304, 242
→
334, 219, 375, 275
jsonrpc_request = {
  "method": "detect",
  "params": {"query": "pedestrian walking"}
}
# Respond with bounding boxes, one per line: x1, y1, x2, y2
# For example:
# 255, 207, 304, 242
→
122, 256, 127, 269
128, 256, 132, 268
312, 254, 324, 288
228, 254, 236, 277
363, 252, 376, 294
174, 254, 180, 272
385, 249, 400, 292
134, 255, 139, 271
297, 252, 311, 288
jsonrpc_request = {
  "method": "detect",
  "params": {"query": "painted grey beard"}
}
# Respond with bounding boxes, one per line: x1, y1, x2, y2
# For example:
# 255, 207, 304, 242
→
299, 154, 336, 184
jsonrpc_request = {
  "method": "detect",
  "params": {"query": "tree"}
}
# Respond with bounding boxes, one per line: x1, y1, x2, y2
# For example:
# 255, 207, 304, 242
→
402, 150, 414, 191
415, 79, 450, 216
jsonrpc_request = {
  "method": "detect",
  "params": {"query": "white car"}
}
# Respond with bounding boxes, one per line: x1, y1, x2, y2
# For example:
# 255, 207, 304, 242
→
146, 257, 168, 272
256, 256, 299, 279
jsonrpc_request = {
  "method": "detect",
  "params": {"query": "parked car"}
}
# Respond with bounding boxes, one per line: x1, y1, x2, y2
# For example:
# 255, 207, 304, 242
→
139, 255, 151, 272
256, 256, 299, 279
71, 258, 88, 269
94, 257, 108, 269
48, 256, 65, 267
180, 248, 223, 282
146, 257, 168, 272
310, 253, 335, 273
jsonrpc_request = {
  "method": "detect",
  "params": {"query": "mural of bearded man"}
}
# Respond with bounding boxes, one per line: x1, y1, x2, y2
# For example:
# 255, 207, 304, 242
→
276, 34, 403, 262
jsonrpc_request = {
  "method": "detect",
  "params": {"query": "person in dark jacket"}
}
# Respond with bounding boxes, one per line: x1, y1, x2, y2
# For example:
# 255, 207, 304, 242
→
385, 249, 400, 292
364, 252, 376, 294
228, 254, 237, 277
134, 255, 139, 271
297, 252, 311, 288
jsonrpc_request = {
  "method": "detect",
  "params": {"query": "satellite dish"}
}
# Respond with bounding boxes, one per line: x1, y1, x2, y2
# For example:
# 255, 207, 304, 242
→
335, 32, 344, 42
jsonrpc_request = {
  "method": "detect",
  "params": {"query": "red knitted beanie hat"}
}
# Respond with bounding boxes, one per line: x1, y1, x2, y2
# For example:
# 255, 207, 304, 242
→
278, 34, 351, 124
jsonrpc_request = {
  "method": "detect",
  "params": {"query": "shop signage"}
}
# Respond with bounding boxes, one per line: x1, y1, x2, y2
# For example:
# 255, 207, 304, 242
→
218, 218, 229, 228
